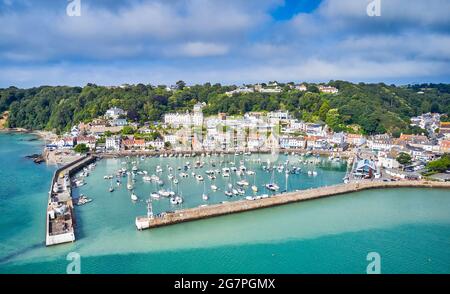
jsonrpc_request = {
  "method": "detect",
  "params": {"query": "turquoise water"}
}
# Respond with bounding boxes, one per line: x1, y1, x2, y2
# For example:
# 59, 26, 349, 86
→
0, 133, 449, 273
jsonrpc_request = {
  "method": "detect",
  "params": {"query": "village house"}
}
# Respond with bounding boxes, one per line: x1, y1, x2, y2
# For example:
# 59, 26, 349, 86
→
225, 86, 254, 96
110, 118, 128, 127
76, 136, 96, 150
367, 134, 397, 151
164, 102, 204, 127
318, 85, 339, 94
410, 112, 441, 131
306, 123, 326, 136
133, 139, 145, 150
305, 136, 328, 150
295, 84, 307, 91
122, 138, 135, 150
146, 139, 164, 150
105, 136, 121, 151
163, 134, 178, 146
53, 137, 75, 149
440, 122, 450, 139
105, 107, 126, 119
377, 152, 400, 169
346, 133, 366, 146
353, 159, 377, 179
279, 136, 306, 149
439, 140, 450, 153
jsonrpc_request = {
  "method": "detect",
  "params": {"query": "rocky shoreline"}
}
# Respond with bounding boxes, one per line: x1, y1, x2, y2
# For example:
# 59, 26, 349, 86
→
25, 153, 46, 164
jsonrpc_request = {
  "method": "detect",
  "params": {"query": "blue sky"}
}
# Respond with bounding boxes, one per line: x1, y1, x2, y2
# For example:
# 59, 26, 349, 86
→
0, 0, 449, 87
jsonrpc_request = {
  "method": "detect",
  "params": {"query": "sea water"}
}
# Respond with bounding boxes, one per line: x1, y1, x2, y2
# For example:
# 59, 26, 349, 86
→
0, 133, 449, 273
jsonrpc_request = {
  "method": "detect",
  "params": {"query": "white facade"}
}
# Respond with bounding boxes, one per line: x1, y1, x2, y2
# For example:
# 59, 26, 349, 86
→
146, 140, 164, 149
280, 136, 306, 149
378, 156, 400, 169
306, 124, 325, 136
319, 85, 339, 94
106, 136, 121, 151
163, 135, 178, 146
110, 118, 128, 126
105, 107, 126, 119
164, 103, 204, 127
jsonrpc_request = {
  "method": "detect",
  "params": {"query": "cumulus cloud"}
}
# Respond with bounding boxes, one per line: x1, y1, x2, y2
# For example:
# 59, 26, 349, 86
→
0, 0, 449, 87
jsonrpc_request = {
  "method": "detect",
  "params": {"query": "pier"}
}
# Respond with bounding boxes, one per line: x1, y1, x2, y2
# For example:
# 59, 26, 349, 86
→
45, 154, 97, 246
136, 180, 450, 230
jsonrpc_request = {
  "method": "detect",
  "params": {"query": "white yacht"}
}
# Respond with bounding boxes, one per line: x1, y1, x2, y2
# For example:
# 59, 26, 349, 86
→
265, 183, 279, 191
150, 192, 160, 199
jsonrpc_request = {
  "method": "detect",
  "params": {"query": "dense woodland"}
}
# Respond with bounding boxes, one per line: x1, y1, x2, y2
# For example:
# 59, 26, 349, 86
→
1, 81, 449, 135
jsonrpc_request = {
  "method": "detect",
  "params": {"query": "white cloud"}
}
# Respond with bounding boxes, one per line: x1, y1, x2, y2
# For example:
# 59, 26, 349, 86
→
0, 0, 449, 86
174, 42, 229, 57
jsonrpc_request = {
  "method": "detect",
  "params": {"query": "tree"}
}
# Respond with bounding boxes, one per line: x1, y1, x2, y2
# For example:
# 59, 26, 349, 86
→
164, 142, 171, 149
319, 100, 331, 121
426, 154, 450, 173
176, 80, 186, 90
396, 152, 412, 165
74, 143, 89, 153
121, 125, 135, 135
325, 109, 342, 131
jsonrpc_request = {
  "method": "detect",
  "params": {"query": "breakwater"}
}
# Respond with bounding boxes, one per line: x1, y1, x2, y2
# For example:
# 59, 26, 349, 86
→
136, 180, 450, 230
45, 155, 97, 246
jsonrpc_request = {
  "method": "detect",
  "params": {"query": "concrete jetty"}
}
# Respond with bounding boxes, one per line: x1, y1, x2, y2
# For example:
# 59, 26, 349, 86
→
45, 155, 97, 246
136, 180, 450, 230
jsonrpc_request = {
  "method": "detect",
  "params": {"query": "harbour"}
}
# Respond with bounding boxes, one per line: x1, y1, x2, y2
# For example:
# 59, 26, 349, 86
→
1, 132, 450, 273
51, 150, 448, 236
136, 180, 450, 230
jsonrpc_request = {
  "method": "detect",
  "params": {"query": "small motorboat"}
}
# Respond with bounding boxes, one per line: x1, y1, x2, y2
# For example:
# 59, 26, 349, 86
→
265, 183, 279, 191
150, 192, 160, 199
131, 192, 138, 201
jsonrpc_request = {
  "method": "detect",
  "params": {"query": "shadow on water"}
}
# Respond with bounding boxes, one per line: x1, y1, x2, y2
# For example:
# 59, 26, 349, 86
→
71, 189, 86, 240
0, 242, 44, 265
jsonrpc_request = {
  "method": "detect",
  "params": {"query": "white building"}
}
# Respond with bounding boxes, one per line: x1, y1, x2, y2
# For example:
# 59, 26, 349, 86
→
225, 87, 254, 96
76, 136, 96, 150
163, 135, 178, 146
268, 111, 290, 120
105, 107, 126, 119
329, 132, 346, 146
295, 84, 307, 91
146, 139, 164, 150
279, 136, 306, 149
164, 102, 204, 127
378, 156, 400, 169
110, 118, 128, 127
318, 85, 339, 94
306, 123, 325, 136
106, 136, 121, 151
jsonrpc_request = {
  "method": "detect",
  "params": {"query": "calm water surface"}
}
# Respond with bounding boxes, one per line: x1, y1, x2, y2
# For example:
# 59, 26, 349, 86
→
0, 133, 449, 273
